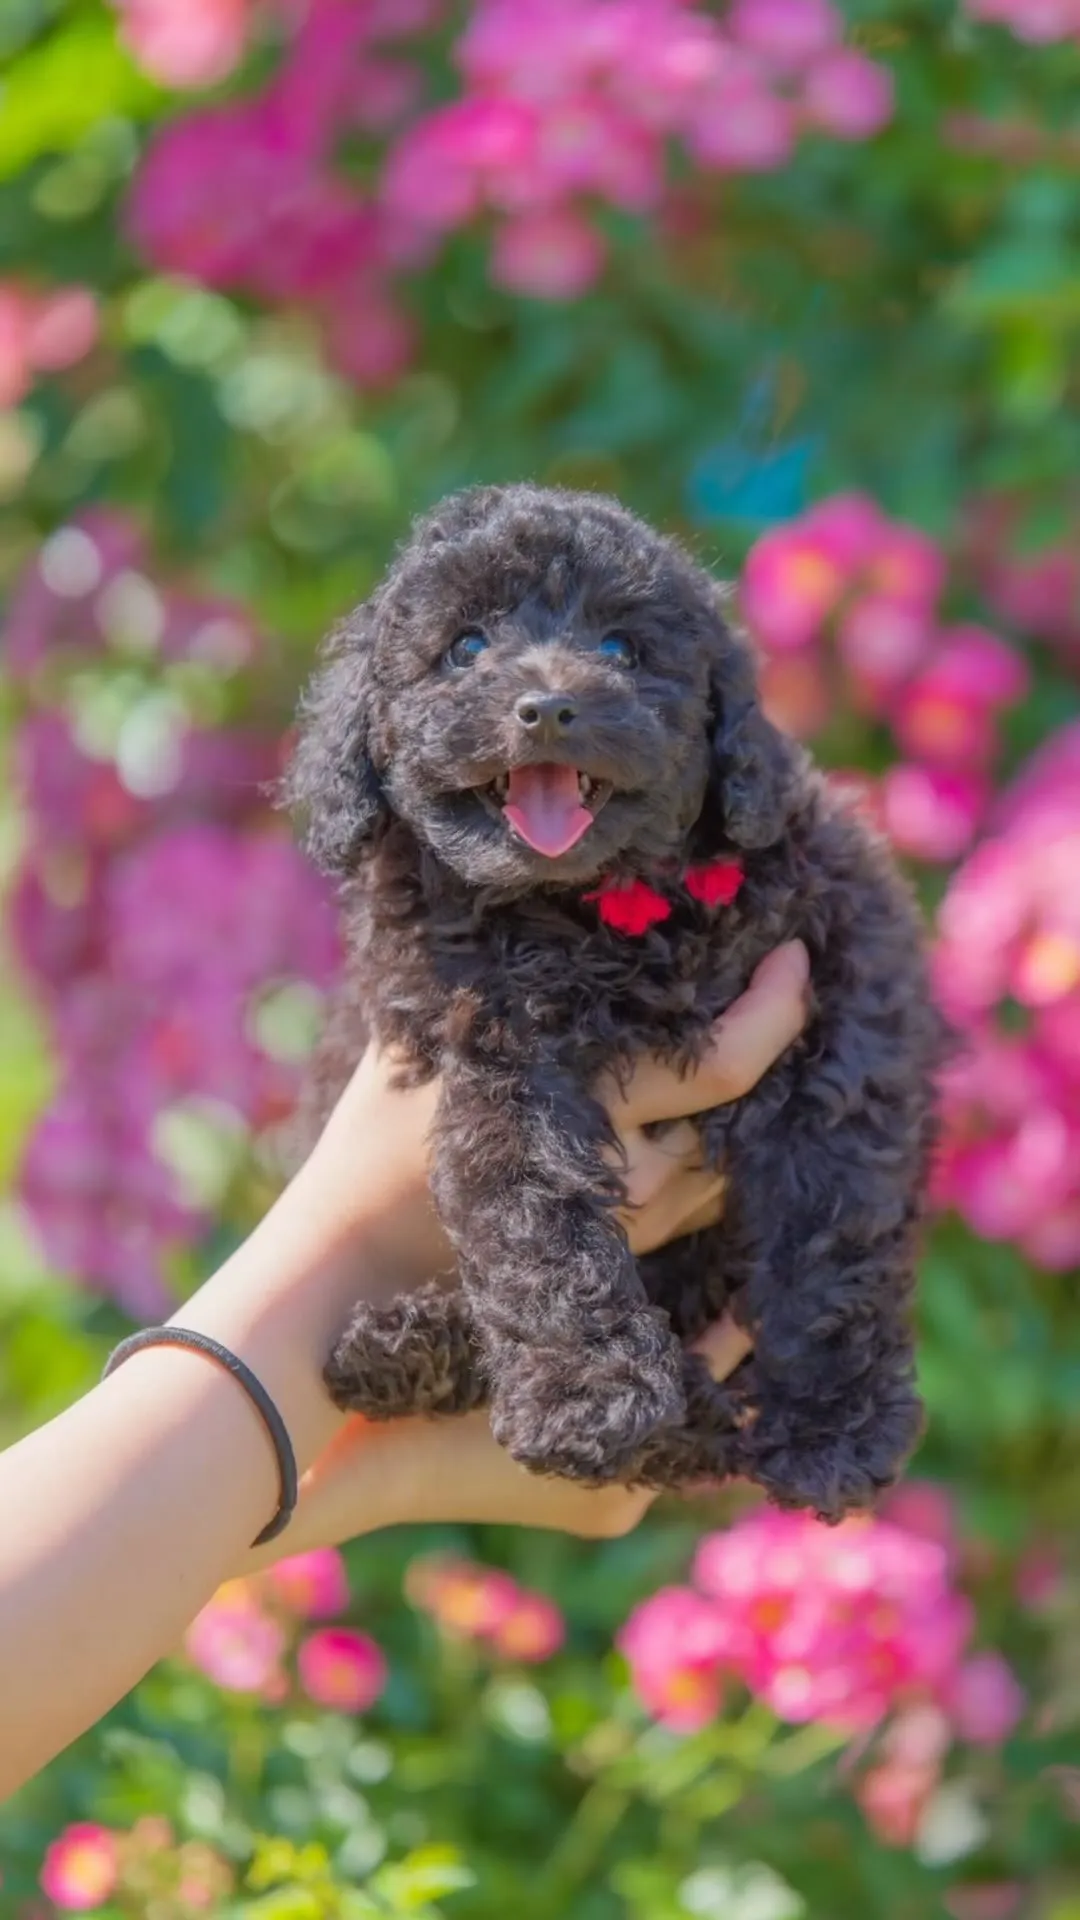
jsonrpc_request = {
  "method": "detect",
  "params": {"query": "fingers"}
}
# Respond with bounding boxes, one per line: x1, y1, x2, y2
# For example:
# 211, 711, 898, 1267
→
613, 1120, 702, 1207
621, 1166, 726, 1255
605, 940, 810, 1129
694, 1315, 753, 1381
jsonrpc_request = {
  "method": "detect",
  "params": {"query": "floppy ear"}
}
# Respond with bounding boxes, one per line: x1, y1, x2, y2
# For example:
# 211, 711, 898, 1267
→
706, 629, 800, 851
284, 606, 388, 875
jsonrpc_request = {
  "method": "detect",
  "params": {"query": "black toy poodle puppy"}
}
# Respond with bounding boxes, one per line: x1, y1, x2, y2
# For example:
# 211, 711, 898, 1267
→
287, 484, 941, 1520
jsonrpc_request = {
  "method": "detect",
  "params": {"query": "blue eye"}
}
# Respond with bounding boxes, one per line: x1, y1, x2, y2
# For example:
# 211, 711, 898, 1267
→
446, 629, 490, 669
598, 632, 637, 669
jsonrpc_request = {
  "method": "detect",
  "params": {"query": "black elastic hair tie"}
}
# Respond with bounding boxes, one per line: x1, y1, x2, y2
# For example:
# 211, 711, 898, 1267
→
103, 1327, 298, 1546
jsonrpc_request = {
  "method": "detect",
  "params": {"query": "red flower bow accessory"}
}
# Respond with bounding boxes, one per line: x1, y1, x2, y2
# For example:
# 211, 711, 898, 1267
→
584, 877, 672, 935
584, 859, 745, 935
685, 859, 745, 907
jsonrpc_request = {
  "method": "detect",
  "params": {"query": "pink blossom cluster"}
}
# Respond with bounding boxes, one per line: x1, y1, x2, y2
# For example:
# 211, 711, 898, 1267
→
742, 494, 1029, 863
932, 722, 1080, 1269
41, 1816, 234, 1914
966, 495, 1080, 670
184, 1548, 388, 1711
129, 0, 893, 343
6, 508, 260, 682
127, 0, 436, 388
854, 1643, 1027, 1849
0, 280, 99, 408
383, 0, 893, 299
6, 514, 338, 1312
617, 1501, 1024, 1796
406, 1553, 566, 1662
963, 0, 1080, 44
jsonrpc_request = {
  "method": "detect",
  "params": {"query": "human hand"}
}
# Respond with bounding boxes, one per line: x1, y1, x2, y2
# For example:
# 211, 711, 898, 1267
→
305, 939, 810, 1294
246, 1317, 753, 1566
245, 940, 809, 1565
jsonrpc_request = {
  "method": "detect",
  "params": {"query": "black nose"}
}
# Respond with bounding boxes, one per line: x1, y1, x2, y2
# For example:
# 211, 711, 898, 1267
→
515, 691, 577, 740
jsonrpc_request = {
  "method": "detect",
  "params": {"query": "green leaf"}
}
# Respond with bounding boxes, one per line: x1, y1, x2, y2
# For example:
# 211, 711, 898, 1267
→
371, 1846, 476, 1913
0, 16, 161, 180
948, 239, 1080, 326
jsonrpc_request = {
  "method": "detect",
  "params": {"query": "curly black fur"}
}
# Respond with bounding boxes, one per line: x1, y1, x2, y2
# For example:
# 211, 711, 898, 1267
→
288, 484, 941, 1520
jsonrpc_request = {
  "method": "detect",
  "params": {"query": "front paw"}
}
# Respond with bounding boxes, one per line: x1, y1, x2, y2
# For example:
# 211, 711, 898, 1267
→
323, 1287, 483, 1420
735, 1384, 924, 1522
490, 1317, 685, 1483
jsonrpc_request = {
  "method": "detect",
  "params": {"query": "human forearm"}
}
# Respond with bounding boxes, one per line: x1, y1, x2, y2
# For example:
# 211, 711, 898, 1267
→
0, 1158, 382, 1797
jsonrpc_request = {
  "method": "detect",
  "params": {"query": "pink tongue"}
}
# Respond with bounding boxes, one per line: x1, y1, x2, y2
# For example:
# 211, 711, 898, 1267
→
503, 763, 594, 858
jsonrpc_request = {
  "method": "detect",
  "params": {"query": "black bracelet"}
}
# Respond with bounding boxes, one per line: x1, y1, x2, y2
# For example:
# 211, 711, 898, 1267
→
102, 1327, 299, 1546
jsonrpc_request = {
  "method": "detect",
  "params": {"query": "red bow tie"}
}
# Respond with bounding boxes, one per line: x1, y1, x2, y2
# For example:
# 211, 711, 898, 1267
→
583, 858, 745, 935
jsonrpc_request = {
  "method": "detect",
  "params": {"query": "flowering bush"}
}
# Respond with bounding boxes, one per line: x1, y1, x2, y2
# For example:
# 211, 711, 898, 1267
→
2, 1, 1079, 1916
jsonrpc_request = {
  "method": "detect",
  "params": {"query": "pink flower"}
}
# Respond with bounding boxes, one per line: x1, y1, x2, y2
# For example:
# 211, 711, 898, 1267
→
406, 1553, 564, 1661
383, 99, 536, 231
1020, 1198, 1080, 1269
759, 650, 833, 738
969, 497, 1080, 652
837, 597, 933, 709
322, 282, 416, 388
803, 492, 890, 571
885, 1701, 954, 1768
964, 0, 1080, 40
0, 281, 99, 407
490, 1593, 566, 1663
40, 1825, 119, 1912
892, 673, 1000, 771
19, 1080, 198, 1318
611, 8, 727, 127
801, 48, 894, 139
297, 1626, 387, 1712
14, 711, 143, 850
130, 103, 379, 303
946, 1652, 1025, 1746
0, 284, 32, 406
618, 1587, 734, 1731
5, 510, 146, 680
107, 824, 340, 1000
727, 0, 841, 69
864, 523, 946, 611
939, 1116, 1077, 1244
112, 0, 251, 87
185, 1580, 287, 1694
491, 207, 606, 299
265, 1548, 350, 1619
856, 1758, 937, 1847
930, 625, 1030, 708
881, 764, 988, 863
690, 76, 796, 172
689, 1509, 973, 1731
741, 526, 846, 651
409, 1555, 521, 1638
1014, 1541, 1064, 1612
24, 287, 99, 373
880, 1481, 958, 1561
944, 1887, 1026, 1920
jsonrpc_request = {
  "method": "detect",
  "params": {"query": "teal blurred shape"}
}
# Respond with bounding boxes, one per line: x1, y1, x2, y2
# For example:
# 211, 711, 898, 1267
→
688, 434, 817, 527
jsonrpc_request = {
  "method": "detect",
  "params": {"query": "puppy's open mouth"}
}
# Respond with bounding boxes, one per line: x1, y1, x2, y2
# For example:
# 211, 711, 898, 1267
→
478, 764, 612, 858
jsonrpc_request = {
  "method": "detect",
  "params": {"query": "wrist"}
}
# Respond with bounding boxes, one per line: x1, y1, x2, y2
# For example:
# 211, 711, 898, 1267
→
172, 1185, 382, 1473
